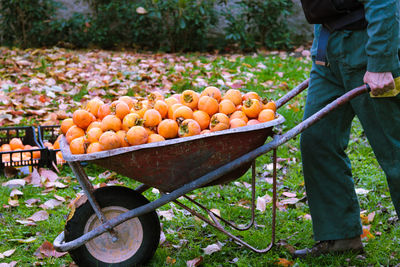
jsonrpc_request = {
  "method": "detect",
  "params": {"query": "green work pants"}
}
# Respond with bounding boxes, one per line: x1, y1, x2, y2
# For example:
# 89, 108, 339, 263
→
300, 30, 400, 241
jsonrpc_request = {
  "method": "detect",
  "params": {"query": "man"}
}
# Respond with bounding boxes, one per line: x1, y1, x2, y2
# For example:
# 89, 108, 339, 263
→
295, 0, 400, 257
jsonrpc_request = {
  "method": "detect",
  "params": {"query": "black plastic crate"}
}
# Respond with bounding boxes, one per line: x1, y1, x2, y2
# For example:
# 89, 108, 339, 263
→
38, 125, 64, 168
0, 126, 47, 172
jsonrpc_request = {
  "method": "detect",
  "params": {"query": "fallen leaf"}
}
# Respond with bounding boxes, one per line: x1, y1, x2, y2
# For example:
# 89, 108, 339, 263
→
203, 241, 223, 255
165, 256, 176, 265
9, 237, 37, 243
0, 261, 17, 267
25, 198, 40, 207
355, 188, 370, 195
0, 248, 16, 259
30, 168, 42, 186
10, 189, 23, 197
16, 220, 36, 226
34, 241, 67, 259
282, 192, 296, 198
40, 199, 62, 210
280, 198, 299, 205
2, 179, 26, 188
45, 181, 67, 188
360, 226, 374, 241
275, 258, 294, 267
159, 230, 166, 246
186, 256, 203, 267
158, 209, 174, 221
27, 210, 49, 222
39, 169, 59, 182
8, 199, 19, 207
54, 194, 66, 202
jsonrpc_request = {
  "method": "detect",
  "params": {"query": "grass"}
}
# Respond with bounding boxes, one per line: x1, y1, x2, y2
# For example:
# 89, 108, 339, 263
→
1, 51, 399, 266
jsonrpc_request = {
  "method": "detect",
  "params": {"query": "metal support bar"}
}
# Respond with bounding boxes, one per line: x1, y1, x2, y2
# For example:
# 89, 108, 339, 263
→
68, 162, 118, 240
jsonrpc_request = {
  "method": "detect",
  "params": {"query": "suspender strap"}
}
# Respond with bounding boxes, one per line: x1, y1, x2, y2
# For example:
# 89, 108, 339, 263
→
316, 26, 331, 66
315, 7, 366, 66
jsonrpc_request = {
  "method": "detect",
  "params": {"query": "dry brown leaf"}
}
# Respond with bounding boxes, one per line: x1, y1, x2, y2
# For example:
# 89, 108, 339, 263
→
16, 220, 37, 226
0, 248, 16, 259
158, 209, 174, 221
30, 168, 42, 186
39, 169, 59, 182
186, 256, 203, 267
9, 237, 37, 243
25, 198, 40, 207
54, 194, 66, 202
9, 189, 23, 198
280, 198, 299, 205
282, 192, 296, 198
40, 199, 62, 210
2, 179, 26, 188
34, 241, 67, 259
27, 210, 49, 222
275, 258, 294, 267
165, 256, 176, 265
0, 261, 17, 267
7, 199, 19, 207
203, 241, 223, 255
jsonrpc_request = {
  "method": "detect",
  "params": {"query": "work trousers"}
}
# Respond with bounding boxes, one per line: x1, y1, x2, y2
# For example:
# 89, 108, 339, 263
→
300, 29, 400, 241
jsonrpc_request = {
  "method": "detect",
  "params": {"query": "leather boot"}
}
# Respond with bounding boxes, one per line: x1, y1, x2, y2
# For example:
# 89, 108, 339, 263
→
293, 236, 364, 258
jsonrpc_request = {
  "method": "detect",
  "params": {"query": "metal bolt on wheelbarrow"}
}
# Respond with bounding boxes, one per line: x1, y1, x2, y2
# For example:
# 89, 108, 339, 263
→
53, 80, 370, 266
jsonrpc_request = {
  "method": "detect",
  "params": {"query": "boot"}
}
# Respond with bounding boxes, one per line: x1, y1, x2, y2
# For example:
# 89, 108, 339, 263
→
293, 236, 364, 258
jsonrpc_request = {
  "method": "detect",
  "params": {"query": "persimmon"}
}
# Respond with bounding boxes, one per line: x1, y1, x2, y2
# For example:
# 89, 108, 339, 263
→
24, 144, 32, 150
258, 109, 275, 122
126, 126, 148, 146
198, 96, 219, 116
31, 146, 41, 158
173, 106, 193, 123
53, 139, 60, 150
157, 119, 179, 139
210, 113, 229, 132
201, 86, 221, 102
148, 92, 164, 102
87, 142, 102, 154
154, 100, 168, 118
168, 103, 183, 119
242, 99, 262, 118
101, 115, 122, 132
72, 109, 93, 129
10, 138, 24, 150
2, 154, 10, 162
86, 98, 104, 116
145, 127, 156, 136
131, 100, 148, 118
171, 94, 181, 102
230, 110, 249, 123
99, 131, 121, 151
113, 101, 130, 120
222, 89, 242, 105
200, 129, 211, 134
70, 137, 88, 154
66, 125, 85, 144
116, 130, 129, 147
178, 119, 201, 137
122, 113, 142, 131
43, 141, 53, 149
210, 113, 230, 125
180, 90, 199, 109
147, 134, 165, 143
229, 118, 247, 128
87, 121, 102, 132
118, 96, 135, 109
165, 96, 179, 108
97, 104, 111, 120
193, 110, 210, 130
86, 127, 103, 143
143, 109, 162, 127
56, 151, 63, 161
1, 144, 11, 152
243, 91, 261, 101
263, 100, 277, 112
60, 118, 75, 135
247, 119, 260, 126
219, 99, 236, 115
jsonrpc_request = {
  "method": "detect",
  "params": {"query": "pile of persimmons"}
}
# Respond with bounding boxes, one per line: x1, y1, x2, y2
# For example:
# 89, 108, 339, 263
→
0, 138, 42, 162
61, 87, 277, 154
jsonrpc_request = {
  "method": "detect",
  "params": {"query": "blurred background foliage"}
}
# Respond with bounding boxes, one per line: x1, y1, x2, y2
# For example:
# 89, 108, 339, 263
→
0, 0, 307, 51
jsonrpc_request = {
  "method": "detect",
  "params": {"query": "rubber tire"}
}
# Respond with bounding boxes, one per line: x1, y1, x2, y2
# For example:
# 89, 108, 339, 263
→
65, 186, 160, 266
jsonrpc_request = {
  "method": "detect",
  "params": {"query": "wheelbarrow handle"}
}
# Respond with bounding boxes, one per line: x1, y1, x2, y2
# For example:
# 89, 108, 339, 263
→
276, 79, 310, 110
270, 83, 370, 151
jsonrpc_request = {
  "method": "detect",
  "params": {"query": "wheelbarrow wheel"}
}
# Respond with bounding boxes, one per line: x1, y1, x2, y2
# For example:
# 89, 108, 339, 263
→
64, 186, 160, 266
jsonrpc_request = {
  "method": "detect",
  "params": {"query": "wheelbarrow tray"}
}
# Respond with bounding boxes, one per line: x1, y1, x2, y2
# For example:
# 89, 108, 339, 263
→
60, 115, 284, 192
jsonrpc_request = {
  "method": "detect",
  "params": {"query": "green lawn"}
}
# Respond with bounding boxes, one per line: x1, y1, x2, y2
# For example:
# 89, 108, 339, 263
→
0, 48, 398, 266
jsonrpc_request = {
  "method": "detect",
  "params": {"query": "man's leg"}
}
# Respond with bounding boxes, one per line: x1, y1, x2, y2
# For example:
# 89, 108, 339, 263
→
342, 69, 400, 217
300, 61, 363, 242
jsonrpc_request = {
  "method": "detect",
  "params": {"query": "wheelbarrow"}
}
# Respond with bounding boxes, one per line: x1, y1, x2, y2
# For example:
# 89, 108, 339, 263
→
53, 80, 370, 266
